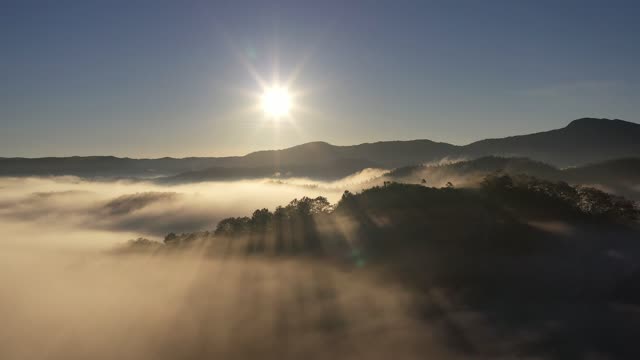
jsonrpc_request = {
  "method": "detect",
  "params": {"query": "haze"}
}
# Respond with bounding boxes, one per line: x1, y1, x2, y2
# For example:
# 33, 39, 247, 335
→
2, 1, 640, 359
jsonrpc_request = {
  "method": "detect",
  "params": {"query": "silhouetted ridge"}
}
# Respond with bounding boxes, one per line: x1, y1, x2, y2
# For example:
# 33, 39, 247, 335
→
566, 117, 631, 128
145, 176, 637, 254
385, 156, 640, 200
464, 118, 640, 167
2, 118, 638, 178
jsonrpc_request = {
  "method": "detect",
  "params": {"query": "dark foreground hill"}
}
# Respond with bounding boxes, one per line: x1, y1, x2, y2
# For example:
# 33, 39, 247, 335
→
2, 118, 638, 179
124, 178, 640, 359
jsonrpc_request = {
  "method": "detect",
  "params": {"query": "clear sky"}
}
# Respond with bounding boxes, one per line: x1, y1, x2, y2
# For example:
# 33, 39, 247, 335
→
2, 0, 639, 157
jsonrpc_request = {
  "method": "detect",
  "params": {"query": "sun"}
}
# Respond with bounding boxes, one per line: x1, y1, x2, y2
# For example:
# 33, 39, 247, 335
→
260, 86, 292, 118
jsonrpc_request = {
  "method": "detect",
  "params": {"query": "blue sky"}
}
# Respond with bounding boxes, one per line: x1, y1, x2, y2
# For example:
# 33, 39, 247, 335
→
1, 0, 639, 157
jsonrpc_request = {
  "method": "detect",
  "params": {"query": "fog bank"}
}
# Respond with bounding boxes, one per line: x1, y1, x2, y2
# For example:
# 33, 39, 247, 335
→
0, 176, 355, 250
0, 175, 469, 360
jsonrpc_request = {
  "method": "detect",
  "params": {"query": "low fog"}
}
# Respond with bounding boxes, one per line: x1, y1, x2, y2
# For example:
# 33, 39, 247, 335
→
2, 172, 638, 359
2, 174, 471, 360
1, 251, 464, 360
0, 175, 362, 249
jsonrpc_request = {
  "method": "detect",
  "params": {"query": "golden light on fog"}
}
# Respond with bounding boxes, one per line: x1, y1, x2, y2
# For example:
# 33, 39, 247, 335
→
260, 86, 292, 118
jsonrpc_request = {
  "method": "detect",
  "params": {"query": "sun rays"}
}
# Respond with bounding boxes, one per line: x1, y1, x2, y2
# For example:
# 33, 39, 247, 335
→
260, 86, 293, 119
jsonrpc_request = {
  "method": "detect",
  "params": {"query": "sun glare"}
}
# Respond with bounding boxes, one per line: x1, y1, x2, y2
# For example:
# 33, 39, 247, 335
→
260, 86, 292, 118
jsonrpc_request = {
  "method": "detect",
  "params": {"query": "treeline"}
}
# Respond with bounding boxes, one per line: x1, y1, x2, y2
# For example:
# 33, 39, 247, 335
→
124, 175, 638, 254
214, 196, 333, 237
214, 175, 638, 239
481, 174, 638, 221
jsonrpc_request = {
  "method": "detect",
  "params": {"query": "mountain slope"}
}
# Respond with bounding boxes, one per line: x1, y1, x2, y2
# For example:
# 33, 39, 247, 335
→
215, 140, 458, 169
384, 156, 640, 200
1, 118, 638, 179
159, 157, 381, 183
463, 118, 640, 166
0, 156, 233, 177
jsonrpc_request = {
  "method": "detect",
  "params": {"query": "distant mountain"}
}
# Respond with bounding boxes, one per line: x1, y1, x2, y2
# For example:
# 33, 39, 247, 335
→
463, 118, 640, 166
160, 158, 380, 183
204, 139, 457, 169
334, 139, 458, 168
0, 156, 231, 178
386, 156, 562, 183
384, 156, 640, 200
563, 158, 640, 184
1, 118, 638, 179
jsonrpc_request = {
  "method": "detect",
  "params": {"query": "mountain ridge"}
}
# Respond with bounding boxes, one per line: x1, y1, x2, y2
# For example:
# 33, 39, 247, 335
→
1, 118, 638, 178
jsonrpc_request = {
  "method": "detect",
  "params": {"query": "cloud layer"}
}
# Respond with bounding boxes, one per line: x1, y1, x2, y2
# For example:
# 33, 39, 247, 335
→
0, 176, 358, 248
0, 175, 454, 360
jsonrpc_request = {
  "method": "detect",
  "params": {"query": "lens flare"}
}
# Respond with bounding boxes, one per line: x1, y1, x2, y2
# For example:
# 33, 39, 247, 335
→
260, 86, 292, 118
